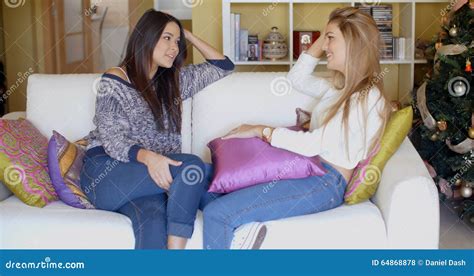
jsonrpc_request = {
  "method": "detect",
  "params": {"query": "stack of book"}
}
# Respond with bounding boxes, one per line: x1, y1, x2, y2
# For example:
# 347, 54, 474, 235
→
230, 13, 263, 62
372, 5, 393, 59
356, 4, 394, 59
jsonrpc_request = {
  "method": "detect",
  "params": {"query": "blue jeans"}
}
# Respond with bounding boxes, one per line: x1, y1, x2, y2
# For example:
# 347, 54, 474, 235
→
80, 147, 208, 243
202, 162, 347, 249
115, 164, 218, 249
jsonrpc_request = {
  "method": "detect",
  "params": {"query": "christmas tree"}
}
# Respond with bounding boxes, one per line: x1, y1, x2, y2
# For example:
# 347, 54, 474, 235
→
415, 0, 473, 224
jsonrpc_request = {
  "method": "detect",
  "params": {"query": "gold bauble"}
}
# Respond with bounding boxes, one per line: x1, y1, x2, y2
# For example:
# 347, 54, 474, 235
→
430, 132, 439, 141
469, 127, 474, 139
455, 178, 463, 187
437, 120, 447, 131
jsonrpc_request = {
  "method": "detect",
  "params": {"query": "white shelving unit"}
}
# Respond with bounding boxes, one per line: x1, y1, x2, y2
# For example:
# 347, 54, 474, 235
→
222, 0, 448, 102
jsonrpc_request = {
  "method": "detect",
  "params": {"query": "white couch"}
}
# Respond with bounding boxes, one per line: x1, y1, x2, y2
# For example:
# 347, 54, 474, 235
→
0, 73, 440, 249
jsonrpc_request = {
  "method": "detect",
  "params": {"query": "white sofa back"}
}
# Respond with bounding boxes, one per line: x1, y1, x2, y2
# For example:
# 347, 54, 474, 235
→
26, 74, 193, 153
192, 73, 316, 162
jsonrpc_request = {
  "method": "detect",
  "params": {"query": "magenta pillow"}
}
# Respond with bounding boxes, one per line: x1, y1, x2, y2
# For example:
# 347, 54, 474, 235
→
207, 134, 327, 193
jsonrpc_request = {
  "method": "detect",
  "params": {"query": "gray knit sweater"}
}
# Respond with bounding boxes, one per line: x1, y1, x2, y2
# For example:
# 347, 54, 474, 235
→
86, 58, 234, 162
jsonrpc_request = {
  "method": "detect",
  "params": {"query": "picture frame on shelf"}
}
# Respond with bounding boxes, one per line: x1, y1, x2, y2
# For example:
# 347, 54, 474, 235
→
293, 31, 320, 59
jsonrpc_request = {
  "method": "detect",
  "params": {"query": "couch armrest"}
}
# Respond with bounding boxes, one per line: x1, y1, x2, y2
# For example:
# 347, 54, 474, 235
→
372, 138, 439, 249
2, 111, 26, 120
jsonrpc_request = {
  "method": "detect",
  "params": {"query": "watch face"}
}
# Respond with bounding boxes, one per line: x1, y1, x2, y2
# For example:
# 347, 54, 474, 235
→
263, 127, 271, 137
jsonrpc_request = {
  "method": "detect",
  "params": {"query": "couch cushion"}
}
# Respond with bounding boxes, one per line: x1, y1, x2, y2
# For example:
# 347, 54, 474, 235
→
0, 196, 134, 249
192, 73, 316, 162
0, 181, 11, 201
186, 201, 387, 249
26, 74, 193, 152
1, 195, 386, 249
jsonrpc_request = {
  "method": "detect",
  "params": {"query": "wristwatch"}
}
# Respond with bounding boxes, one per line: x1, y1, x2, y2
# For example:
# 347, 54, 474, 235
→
262, 127, 273, 143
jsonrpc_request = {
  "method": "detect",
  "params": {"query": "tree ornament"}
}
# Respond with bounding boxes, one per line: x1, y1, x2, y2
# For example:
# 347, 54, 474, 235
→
435, 42, 443, 50
449, 25, 458, 37
455, 178, 463, 186
430, 132, 440, 141
461, 185, 473, 198
448, 76, 470, 97
469, 127, 474, 139
466, 59, 472, 73
437, 120, 448, 131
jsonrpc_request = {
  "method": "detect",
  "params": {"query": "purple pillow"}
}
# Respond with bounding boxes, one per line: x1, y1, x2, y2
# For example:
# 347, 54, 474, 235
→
207, 133, 326, 193
47, 131, 94, 209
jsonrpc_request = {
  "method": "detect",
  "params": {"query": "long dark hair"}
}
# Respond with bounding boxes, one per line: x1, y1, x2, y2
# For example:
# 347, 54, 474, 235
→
121, 10, 187, 132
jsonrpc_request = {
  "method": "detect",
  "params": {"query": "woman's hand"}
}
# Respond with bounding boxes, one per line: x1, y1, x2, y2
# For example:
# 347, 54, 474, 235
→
138, 149, 182, 190
307, 28, 326, 59
221, 124, 267, 140
183, 29, 194, 42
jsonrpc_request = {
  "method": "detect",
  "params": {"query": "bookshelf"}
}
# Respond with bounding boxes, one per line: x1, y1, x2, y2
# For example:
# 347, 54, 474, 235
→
222, 0, 449, 103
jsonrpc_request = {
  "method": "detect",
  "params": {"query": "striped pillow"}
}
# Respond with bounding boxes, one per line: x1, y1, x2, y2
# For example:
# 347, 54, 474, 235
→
47, 131, 94, 209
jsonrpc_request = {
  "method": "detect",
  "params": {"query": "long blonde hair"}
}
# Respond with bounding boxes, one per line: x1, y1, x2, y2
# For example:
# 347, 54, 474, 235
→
320, 7, 392, 158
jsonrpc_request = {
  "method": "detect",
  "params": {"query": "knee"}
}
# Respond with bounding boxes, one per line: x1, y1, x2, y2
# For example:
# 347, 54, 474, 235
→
203, 200, 226, 222
177, 154, 206, 187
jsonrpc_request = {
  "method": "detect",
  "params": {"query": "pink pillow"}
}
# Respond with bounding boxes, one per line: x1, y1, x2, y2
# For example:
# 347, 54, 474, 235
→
207, 133, 326, 193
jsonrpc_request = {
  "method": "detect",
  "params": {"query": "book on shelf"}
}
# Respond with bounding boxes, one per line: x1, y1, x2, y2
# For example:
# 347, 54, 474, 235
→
393, 37, 410, 60
248, 35, 259, 61
230, 12, 264, 62
293, 31, 321, 59
230, 13, 235, 61
234, 13, 240, 61
239, 29, 249, 61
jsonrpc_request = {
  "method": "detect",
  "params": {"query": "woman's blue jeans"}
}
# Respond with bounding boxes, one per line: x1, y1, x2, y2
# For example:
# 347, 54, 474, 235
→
79, 147, 209, 248
202, 162, 347, 249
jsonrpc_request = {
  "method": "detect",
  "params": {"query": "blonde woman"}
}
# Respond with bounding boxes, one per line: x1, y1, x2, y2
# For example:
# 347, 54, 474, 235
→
202, 7, 392, 249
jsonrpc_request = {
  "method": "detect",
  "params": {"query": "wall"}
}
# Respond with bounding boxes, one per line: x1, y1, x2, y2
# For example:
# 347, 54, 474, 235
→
1, 0, 43, 112
0, 3, 4, 63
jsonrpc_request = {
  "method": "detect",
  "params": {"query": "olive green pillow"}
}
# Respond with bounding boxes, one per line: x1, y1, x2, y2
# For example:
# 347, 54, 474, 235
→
344, 106, 413, 204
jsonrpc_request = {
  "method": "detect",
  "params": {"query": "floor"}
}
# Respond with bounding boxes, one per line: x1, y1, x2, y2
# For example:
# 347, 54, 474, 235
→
439, 200, 474, 249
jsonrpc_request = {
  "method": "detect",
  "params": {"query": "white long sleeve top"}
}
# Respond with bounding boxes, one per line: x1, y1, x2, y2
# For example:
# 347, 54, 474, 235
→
270, 52, 386, 169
